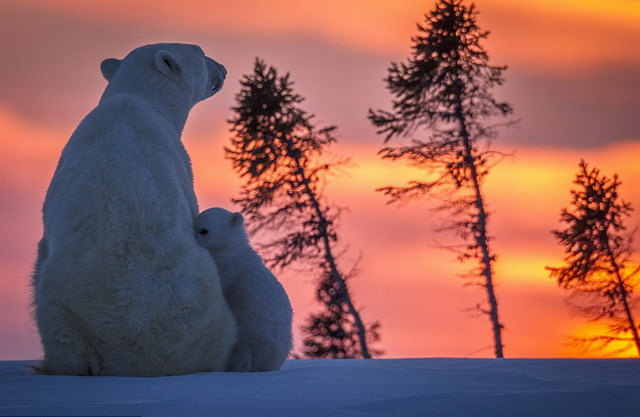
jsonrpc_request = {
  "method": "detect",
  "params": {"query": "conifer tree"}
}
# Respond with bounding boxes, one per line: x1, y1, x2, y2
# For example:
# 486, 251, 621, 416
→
227, 58, 380, 359
549, 160, 640, 357
368, 0, 511, 357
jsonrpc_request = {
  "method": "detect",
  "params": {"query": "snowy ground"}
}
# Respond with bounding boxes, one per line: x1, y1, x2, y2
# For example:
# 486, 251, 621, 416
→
1, 358, 639, 417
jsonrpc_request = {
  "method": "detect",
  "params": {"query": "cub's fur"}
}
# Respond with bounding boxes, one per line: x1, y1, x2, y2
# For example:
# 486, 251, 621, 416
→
195, 208, 293, 372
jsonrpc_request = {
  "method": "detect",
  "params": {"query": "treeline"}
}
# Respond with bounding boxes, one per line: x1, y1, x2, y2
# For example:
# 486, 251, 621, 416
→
221, 0, 640, 358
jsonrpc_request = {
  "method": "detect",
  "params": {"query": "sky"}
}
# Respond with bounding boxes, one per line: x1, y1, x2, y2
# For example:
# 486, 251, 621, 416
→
1, 0, 639, 360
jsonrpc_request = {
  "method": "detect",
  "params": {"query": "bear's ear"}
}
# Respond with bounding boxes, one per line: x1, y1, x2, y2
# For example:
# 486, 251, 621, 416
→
100, 58, 121, 81
231, 212, 244, 227
154, 50, 181, 77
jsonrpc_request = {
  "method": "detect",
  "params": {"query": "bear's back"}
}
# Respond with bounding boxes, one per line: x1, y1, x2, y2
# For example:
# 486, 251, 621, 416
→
35, 93, 221, 373
44, 94, 197, 241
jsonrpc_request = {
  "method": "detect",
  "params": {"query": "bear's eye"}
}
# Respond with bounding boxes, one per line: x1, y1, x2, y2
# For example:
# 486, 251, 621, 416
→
199, 229, 209, 235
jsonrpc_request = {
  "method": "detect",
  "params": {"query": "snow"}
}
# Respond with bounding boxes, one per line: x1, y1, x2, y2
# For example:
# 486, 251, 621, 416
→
1, 358, 639, 417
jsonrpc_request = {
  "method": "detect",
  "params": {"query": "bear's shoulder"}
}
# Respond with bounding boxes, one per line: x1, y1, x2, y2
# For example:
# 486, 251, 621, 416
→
65, 94, 177, 152
88, 95, 166, 127
50, 92, 191, 201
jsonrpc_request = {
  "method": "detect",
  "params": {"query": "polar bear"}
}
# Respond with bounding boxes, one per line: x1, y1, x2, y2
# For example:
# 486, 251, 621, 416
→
32, 43, 236, 376
194, 208, 293, 372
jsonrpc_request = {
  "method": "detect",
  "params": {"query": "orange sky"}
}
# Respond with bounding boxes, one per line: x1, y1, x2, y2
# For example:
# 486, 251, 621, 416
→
1, 0, 639, 359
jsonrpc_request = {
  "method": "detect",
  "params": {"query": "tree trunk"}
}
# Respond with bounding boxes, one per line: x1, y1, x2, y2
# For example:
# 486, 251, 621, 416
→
605, 244, 640, 357
456, 102, 505, 358
618, 284, 640, 357
297, 167, 372, 359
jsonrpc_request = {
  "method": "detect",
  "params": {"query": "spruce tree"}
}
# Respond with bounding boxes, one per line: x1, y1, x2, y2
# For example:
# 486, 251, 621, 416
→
369, 0, 511, 357
227, 58, 380, 358
549, 160, 640, 357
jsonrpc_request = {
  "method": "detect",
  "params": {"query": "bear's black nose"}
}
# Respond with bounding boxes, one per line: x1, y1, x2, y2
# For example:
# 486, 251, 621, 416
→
199, 229, 209, 235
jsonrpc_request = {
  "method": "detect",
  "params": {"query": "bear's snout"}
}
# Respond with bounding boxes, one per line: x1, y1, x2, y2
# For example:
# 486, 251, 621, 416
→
218, 63, 227, 79
206, 58, 226, 97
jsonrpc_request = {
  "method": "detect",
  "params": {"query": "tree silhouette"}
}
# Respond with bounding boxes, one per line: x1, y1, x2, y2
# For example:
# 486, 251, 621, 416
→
368, 0, 512, 357
227, 58, 380, 359
549, 160, 640, 357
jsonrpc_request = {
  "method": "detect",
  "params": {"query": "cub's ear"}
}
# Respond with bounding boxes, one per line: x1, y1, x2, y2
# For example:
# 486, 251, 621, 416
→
231, 212, 244, 227
100, 58, 121, 81
154, 50, 181, 76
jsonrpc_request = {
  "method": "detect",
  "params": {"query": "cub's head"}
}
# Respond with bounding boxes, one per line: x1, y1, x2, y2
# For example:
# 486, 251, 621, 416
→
195, 207, 247, 252
100, 43, 226, 105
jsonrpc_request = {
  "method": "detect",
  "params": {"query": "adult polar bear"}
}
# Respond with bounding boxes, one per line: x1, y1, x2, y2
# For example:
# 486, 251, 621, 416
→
32, 43, 236, 376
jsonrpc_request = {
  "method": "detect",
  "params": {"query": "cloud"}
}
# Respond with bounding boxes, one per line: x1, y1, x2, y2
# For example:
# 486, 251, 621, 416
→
11, 0, 638, 72
0, 0, 393, 141
16, 0, 640, 69
3, 1, 638, 150
481, 0, 640, 70
12, 0, 427, 55
499, 66, 640, 149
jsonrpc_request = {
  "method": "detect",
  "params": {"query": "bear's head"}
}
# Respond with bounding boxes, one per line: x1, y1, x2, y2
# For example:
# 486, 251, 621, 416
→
195, 207, 248, 252
99, 43, 226, 109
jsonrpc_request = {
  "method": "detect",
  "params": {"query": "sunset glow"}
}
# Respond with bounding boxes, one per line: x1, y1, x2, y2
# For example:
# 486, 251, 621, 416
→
1, 0, 638, 359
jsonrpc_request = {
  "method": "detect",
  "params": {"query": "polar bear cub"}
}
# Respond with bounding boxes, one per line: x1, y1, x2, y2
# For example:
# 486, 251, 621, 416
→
195, 208, 293, 372
32, 44, 236, 376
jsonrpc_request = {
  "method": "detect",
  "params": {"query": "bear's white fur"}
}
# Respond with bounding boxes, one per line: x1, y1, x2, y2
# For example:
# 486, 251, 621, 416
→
32, 43, 236, 376
195, 208, 293, 372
